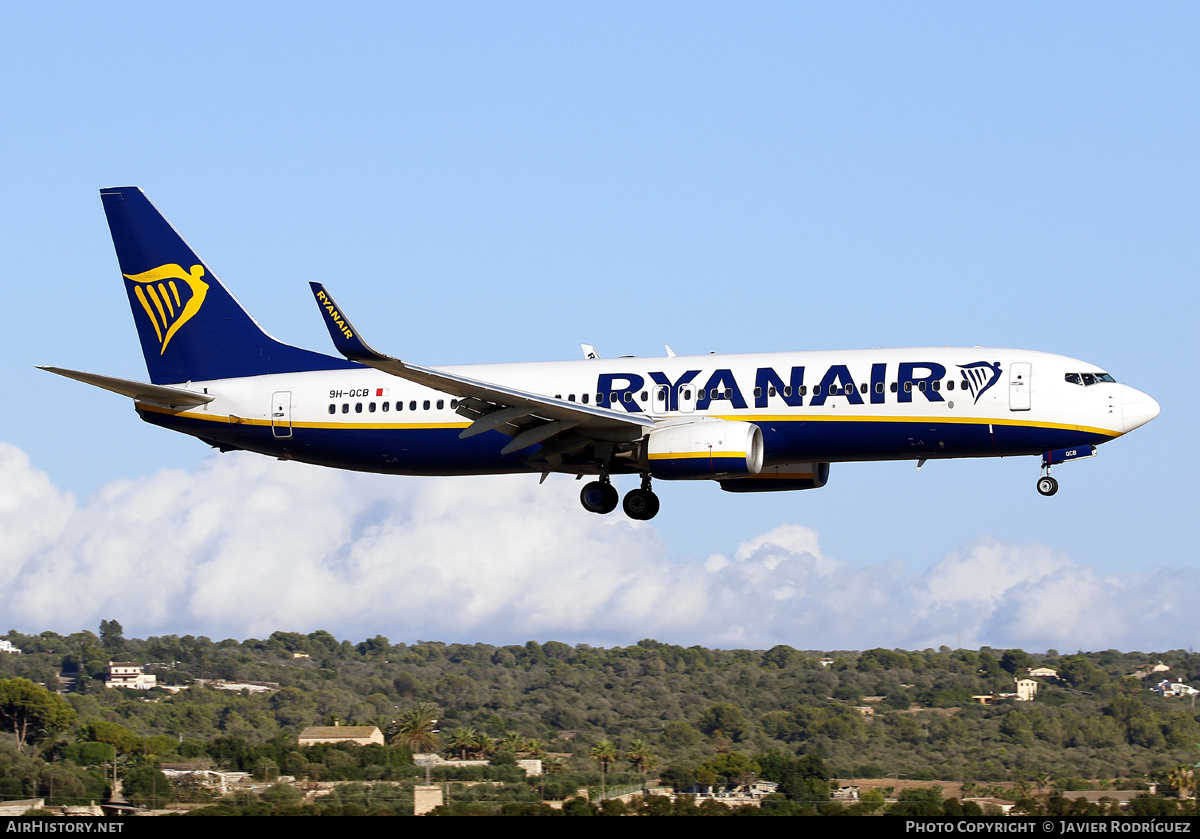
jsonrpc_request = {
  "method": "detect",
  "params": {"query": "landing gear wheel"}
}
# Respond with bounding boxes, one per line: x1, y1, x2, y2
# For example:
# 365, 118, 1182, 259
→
622, 488, 661, 520
580, 481, 619, 514
1036, 475, 1059, 497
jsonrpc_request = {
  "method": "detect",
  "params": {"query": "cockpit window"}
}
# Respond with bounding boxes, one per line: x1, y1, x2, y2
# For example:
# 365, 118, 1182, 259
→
1066, 372, 1116, 386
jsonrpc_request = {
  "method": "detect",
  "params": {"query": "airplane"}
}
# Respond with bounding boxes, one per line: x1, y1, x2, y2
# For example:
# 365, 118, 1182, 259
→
41, 187, 1160, 521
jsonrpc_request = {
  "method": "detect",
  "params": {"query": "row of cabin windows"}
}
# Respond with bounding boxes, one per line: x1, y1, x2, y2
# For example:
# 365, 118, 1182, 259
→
551, 379, 956, 404
328, 399, 459, 415
326, 378, 968, 417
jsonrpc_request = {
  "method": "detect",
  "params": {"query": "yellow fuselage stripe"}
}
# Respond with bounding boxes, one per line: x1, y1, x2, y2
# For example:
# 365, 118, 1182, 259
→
137, 403, 1119, 438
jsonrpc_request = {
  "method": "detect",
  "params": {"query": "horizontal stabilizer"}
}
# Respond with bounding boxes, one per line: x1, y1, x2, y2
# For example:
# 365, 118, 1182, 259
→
38, 367, 215, 409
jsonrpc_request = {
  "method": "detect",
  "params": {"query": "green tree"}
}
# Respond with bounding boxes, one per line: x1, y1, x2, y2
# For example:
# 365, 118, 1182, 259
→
0, 679, 75, 754
80, 720, 140, 756
697, 702, 749, 741
99, 620, 126, 659
392, 702, 439, 753
590, 740, 618, 798
625, 739, 658, 779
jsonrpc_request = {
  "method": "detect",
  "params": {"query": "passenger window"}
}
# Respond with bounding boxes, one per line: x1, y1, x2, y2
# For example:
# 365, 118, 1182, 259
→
783, 386, 791, 397
382, 402, 389, 412
860, 383, 868, 394
875, 383, 884, 394
355, 403, 363, 413
397, 401, 403, 411
813, 385, 822, 396
946, 381, 954, 391
640, 391, 648, 402
451, 400, 458, 409
582, 394, 589, 404
769, 386, 777, 397
799, 385, 807, 396
568, 394, 575, 402
754, 387, 762, 398
328, 404, 336, 414
918, 382, 926, 392
904, 382, 912, 392
656, 389, 666, 402
724, 388, 732, 399
369, 402, 376, 412
409, 401, 417, 411
342, 403, 349, 414
437, 400, 444, 409
932, 381, 940, 391
423, 400, 431, 410
623, 392, 632, 403
890, 382, 898, 393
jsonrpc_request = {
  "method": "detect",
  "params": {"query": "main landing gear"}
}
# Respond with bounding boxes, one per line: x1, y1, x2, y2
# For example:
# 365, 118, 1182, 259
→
579, 478, 619, 514
622, 475, 661, 521
580, 474, 660, 520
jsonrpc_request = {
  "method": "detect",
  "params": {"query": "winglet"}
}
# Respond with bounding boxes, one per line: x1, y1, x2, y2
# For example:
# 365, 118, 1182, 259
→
309, 282, 393, 363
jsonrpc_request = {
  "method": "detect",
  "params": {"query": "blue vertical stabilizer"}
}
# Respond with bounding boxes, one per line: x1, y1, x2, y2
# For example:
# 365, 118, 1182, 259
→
101, 187, 359, 384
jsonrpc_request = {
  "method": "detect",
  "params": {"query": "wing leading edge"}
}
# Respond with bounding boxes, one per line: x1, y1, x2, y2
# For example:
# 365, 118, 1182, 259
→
308, 283, 652, 465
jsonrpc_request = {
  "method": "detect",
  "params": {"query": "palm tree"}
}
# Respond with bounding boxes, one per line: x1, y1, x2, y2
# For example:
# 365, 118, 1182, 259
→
447, 727, 477, 761
1168, 765, 1196, 800
625, 739, 658, 781
392, 702, 439, 754
590, 740, 618, 799
470, 731, 495, 761
498, 731, 526, 756
524, 738, 549, 762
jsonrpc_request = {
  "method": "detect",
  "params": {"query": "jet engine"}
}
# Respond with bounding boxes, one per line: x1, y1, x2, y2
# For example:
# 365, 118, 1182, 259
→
642, 420, 764, 480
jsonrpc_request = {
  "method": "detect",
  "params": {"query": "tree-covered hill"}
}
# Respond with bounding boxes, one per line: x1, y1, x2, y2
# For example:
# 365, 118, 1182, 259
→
2, 626, 1198, 811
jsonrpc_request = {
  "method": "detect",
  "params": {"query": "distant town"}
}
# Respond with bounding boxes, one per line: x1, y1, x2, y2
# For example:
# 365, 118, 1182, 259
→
1, 625, 1197, 816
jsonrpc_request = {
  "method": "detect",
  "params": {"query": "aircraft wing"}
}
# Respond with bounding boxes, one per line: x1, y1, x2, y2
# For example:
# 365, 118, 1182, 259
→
39, 366, 215, 409
308, 284, 653, 454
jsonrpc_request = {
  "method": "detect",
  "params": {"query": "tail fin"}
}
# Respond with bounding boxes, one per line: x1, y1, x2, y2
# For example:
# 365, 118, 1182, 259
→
101, 187, 357, 384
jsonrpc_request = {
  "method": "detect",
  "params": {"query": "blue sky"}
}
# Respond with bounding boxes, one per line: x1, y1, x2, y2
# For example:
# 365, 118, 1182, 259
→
1, 4, 1196, 650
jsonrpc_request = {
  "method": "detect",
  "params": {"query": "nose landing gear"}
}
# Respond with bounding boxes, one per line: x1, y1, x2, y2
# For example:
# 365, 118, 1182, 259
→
1036, 473, 1059, 496
1036, 446, 1097, 497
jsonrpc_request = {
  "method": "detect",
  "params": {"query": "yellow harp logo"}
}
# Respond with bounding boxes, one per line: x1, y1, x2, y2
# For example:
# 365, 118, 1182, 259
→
124, 264, 210, 354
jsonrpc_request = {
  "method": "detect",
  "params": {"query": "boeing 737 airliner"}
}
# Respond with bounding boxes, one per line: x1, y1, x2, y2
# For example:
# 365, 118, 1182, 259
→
42, 188, 1160, 520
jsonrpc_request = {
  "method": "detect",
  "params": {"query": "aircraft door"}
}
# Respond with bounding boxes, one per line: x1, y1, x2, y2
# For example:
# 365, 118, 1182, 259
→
1009, 363, 1031, 411
271, 390, 293, 438
679, 384, 697, 413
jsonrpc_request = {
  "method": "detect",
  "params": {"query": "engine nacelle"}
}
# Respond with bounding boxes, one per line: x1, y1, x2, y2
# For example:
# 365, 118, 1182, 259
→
643, 420, 764, 480
719, 462, 830, 493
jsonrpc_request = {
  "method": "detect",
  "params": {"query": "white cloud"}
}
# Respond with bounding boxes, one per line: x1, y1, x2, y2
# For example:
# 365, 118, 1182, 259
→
0, 441, 1196, 652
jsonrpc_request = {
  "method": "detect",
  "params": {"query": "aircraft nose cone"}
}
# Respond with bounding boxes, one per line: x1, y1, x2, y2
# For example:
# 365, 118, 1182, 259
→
1121, 385, 1160, 433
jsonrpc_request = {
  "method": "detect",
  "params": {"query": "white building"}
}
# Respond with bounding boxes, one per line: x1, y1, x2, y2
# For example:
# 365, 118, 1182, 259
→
106, 662, 157, 690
